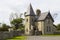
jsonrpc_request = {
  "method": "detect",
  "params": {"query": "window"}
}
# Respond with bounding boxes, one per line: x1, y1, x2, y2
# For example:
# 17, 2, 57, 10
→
47, 26, 49, 32
47, 26, 51, 32
29, 26, 31, 29
49, 27, 51, 32
26, 29, 28, 32
46, 19, 50, 24
26, 19, 28, 22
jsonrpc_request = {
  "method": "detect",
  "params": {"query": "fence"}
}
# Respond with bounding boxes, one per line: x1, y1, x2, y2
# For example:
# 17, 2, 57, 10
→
0, 30, 24, 40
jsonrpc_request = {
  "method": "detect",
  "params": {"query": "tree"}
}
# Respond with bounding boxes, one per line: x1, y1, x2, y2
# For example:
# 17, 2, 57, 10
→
56, 24, 60, 30
10, 18, 24, 30
0, 24, 9, 31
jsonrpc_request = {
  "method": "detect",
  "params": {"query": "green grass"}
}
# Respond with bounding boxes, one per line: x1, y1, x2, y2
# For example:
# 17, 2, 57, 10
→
6, 36, 26, 40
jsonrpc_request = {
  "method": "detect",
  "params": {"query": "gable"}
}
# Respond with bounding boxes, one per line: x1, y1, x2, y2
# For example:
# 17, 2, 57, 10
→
45, 12, 54, 22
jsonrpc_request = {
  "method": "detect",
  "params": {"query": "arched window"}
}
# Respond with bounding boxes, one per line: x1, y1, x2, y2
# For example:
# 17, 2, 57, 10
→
26, 29, 28, 32
26, 19, 28, 22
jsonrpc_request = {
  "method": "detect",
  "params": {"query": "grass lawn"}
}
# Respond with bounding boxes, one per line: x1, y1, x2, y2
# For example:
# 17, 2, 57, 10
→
6, 36, 26, 40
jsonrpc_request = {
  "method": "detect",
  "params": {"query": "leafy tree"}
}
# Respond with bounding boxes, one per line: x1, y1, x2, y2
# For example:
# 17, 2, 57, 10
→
0, 24, 9, 31
10, 18, 24, 30
56, 24, 60, 30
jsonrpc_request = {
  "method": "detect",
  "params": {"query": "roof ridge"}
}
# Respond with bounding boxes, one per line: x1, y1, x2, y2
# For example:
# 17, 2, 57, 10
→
42, 12, 48, 14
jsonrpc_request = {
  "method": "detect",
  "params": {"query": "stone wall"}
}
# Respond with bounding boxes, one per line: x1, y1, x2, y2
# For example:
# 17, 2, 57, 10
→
0, 30, 24, 40
54, 31, 60, 35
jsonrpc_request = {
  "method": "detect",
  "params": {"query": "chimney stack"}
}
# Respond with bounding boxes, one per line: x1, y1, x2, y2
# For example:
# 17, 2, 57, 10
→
36, 9, 41, 16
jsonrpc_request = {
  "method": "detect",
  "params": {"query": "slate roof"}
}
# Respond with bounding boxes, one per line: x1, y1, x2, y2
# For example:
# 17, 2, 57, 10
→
37, 12, 48, 20
36, 11, 54, 22
25, 4, 36, 16
25, 4, 54, 22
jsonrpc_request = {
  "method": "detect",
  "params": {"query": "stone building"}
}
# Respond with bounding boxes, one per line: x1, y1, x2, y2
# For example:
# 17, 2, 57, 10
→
25, 4, 56, 35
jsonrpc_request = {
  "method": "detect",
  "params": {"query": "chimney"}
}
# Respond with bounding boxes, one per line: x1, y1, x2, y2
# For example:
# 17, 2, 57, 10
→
36, 9, 41, 16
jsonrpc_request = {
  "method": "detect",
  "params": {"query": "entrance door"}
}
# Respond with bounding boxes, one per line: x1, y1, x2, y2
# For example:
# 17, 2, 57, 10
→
33, 27, 37, 35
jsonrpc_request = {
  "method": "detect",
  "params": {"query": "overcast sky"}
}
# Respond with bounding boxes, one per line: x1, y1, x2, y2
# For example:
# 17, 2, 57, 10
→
0, 0, 60, 25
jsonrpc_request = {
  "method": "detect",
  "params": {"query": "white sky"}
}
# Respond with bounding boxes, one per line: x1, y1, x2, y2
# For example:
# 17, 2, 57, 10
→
0, 0, 60, 25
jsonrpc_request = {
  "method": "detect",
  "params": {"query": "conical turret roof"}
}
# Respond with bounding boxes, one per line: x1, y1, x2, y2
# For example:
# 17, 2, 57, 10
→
25, 4, 35, 16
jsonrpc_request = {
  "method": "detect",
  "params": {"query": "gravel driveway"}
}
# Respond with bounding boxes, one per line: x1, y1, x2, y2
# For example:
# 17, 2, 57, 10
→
26, 36, 60, 40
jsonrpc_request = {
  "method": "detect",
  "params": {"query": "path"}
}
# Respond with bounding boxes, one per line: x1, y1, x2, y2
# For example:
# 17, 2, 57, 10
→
26, 36, 60, 40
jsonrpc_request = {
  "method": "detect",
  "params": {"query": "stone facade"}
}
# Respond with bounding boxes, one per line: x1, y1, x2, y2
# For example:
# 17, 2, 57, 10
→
25, 4, 56, 35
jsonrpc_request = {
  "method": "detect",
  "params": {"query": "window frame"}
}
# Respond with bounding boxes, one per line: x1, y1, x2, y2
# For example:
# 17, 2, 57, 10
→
26, 19, 28, 22
47, 26, 51, 32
